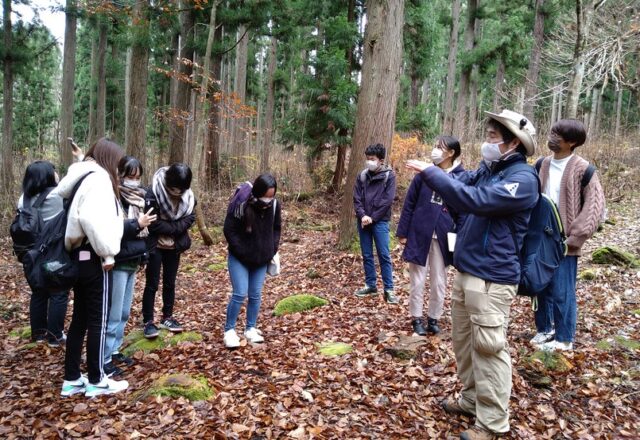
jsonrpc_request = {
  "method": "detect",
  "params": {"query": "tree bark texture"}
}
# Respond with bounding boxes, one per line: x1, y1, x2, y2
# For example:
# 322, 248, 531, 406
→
453, 0, 478, 139
2, 0, 13, 189
493, 56, 505, 110
95, 21, 108, 141
59, 0, 77, 168
205, 24, 223, 189
337, 0, 405, 249
261, 35, 277, 173
523, 0, 546, 119
442, 0, 461, 135
231, 24, 249, 170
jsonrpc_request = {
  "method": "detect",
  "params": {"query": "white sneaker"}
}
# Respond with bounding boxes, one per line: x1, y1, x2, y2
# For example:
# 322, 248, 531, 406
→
538, 340, 573, 352
85, 377, 129, 398
530, 330, 555, 345
60, 375, 88, 397
224, 329, 240, 348
244, 327, 264, 343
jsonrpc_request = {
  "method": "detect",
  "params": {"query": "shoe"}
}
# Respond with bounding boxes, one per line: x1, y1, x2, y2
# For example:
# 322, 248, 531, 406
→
103, 362, 124, 378
112, 352, 134, 367
244, 327, 264, 343
412, 318, 427, 336
60, 375, 89, 397
459, 425, 500, 440
355, 285, 378, 297
224, 329, 240, 348
538, 340, 573, 352
530, 330, 555, 345
427, 318, 441, 335
160, 316, 183, 333
384, 289, 399, 304
441, 396, 475, 418
48, 332, 67, 348
85, 377, 129, 398
143, 321, 159, 339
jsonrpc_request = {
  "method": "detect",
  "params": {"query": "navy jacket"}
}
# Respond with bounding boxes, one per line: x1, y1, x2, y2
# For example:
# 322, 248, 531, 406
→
397, 163, 465, 267
353, 166, 396, 222
419, 154, 538, 285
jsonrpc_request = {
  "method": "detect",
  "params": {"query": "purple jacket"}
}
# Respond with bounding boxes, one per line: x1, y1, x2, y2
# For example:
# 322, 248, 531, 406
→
396, 163, 465, 266
353, 166, 396, 222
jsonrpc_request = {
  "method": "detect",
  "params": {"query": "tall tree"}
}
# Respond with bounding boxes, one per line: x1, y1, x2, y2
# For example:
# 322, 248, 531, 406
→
337, 0, 405, 248
442, 0, 461, 134
453, 0, 479, 138
59, 0, 78, 167
231, 24, 249, 169
95, 20, 108, 140
2, 0, 13, 188
523, 0, 546, 118
261, 34, 277, 172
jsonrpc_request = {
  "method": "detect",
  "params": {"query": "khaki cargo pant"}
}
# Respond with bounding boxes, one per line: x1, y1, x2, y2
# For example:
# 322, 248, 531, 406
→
451, 272, 517, 435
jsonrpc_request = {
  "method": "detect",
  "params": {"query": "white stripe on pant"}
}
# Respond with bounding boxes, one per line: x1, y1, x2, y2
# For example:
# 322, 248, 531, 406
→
408, 237, 447, 319
98, 268, 109, 382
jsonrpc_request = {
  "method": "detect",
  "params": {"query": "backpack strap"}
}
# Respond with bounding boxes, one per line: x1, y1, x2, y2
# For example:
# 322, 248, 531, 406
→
64, 172, 95, 210
31, 187, 54, 209
534, 157, 544, 174
579, 164, 596, 208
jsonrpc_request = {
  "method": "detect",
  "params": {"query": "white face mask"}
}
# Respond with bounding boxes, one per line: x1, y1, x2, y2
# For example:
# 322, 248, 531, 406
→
431, 148, 445, 165
481, 142, 503, 164
123, 179, 140, 188
366, 160, 380, 172
259, 197, 273, 204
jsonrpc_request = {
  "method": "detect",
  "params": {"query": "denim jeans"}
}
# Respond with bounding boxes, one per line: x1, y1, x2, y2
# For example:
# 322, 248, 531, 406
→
357, 220, 394, 291
30, 289, 68, 342
534, 256, 578, 343
224, 253, 268, 332
103, 268, 136, 363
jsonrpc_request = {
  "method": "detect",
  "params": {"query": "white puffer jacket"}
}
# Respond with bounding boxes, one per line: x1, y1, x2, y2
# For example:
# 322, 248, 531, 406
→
53, 160, 123, 265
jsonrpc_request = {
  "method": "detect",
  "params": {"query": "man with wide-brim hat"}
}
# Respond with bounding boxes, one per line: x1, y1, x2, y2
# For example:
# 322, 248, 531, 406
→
406, 109, 539, 440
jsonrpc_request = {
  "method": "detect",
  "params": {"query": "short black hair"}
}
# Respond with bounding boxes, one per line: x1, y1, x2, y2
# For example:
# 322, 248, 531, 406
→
437, 136, 461, 160
486, 119, 518, 146
252, 173, 278, 198
118, 155, 143, 178
165, 163, 192, 190
22, 160, 57, 198
364, 143, 386, 160
552, 119, 587, 149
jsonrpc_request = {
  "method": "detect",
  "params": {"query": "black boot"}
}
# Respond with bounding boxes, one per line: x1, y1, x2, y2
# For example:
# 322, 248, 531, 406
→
427, 318, 440, 335
412, 318, 427, 336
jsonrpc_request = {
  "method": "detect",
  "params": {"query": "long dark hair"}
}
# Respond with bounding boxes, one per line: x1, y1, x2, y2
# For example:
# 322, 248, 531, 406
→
118, 155, 143, 179
245, 173, 278, 233
436, 135, 461, 160
22, 160, 57, 198
85, 137, 124, 197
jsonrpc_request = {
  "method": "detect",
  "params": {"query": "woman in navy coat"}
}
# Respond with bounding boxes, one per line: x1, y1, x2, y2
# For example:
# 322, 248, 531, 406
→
396, 136, 463, 335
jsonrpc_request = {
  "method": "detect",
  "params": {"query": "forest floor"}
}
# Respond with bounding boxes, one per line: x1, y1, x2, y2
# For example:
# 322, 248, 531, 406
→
0, 191, 639, 439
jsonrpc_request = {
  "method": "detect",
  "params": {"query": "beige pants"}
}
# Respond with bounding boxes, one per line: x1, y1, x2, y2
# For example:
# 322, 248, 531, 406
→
451, 272, 516, 435
408, 238, 447, 319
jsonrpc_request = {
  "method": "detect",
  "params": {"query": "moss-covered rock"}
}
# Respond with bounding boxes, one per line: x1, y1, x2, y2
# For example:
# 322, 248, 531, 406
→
384, 335, 428, 360
578, 269, 597, 280
631, 309, 640, 316
207, 262, 226, 272
528, 350, 573, 372
273, 294, 328, 316
317, 342, 353, 356
614, 336, 640, 351
9, 326, 31, 339
122, 329, 203, 356
596, 339, 614, 350
592, 246, 640, 268
135, 374, 214, 402
168, 331, 202, 345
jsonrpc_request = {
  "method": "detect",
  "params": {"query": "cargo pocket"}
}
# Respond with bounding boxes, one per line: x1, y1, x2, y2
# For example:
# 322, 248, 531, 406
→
470, 313, 506, 355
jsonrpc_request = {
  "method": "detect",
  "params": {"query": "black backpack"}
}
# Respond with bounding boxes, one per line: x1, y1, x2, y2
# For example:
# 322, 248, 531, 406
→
22, 173, 93, 293
10, 188, 54, 262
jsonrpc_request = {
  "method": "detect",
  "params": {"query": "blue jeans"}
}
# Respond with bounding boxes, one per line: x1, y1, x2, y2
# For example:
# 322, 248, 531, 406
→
534, 256, 578, 343
224, 253, 268, 332
357, 220, 394, 291
104, 269, 136, 363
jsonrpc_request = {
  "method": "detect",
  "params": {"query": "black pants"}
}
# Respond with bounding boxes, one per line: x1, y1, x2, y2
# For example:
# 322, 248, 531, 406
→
64, 248, 112, 384
142, 249, 180, 323
30, 289, 68, 343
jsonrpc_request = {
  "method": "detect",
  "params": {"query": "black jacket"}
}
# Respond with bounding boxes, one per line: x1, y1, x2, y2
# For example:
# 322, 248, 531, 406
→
145, 190, 196, 254
224, 200, 282, 268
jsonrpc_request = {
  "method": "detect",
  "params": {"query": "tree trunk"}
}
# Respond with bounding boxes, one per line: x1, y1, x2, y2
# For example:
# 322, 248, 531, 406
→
59, 0, 77, 168
125, 0, 150, 167
205, 24, 223, 189
337, 0, 405, 249
614, 88, 623, 139
551, 86, 558, 124
95, 21, 108, 140
566, 0, 604, 119
453, 0, 478, 139
2, 0, 14, 189
169, 1, 194, 165
523, 0, 546, 119
493, 56, 505, 110
442, 0, 461, 135
410, 73, 420, 109
329, 143, 347, 193
88, 35, 97, 144
261, 35, 277, 173
231, 24, 249, 172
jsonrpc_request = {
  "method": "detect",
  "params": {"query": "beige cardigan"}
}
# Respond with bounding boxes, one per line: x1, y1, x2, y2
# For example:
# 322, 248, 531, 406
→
537, 155, 605, 256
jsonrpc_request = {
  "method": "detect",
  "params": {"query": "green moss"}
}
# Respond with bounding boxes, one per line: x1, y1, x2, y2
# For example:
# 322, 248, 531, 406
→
592, 246, 640, 268
604, 218, 616, 225
9, 326, 31, 339
631, 309, 640, 316
273, 294, 328, 316
137, 374, 215, 402
122, 335, 168, 356
596, 339, 614, 350
168, 331, 202, 345
207, 262, 226, 272
19, 342, 39, 350
317, 342, 353, 356
528, 351, 573, 372
614, 336, 640, 351
122, 329, 203, 356
579, 269, 597, 280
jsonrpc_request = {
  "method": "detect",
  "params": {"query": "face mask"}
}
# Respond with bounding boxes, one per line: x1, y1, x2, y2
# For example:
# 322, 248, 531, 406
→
123, 179, 140, 188
366, 160, 380, 172
481, 142, 503, 164
431, 148, 445, 165
259, 197, 274, 204
547, 133, 561, 152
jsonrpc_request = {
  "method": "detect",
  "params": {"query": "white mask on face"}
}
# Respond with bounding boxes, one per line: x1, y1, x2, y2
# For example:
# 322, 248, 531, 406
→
123, 179, 140, 188
259, 197, 273, 204
366, 160, 380, 172
481, 142, 503, 164
431, 148, 445, 165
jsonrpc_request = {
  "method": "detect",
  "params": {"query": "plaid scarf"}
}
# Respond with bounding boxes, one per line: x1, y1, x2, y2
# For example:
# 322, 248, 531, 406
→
119, 183, 149, 238
152, 167, 195, 220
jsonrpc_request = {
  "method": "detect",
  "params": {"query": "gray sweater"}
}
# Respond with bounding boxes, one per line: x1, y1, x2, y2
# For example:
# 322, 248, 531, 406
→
18, 191, 64, 222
